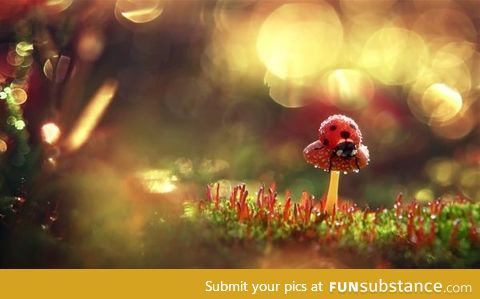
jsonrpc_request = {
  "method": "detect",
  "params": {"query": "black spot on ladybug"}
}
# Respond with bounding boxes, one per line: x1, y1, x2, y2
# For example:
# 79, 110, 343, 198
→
323, 139, 329, 146
329, 125, 337, 131
340, 131, 350, 139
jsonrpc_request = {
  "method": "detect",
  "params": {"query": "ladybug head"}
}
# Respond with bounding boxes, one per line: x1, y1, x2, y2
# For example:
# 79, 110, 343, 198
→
318, 115, 363, 157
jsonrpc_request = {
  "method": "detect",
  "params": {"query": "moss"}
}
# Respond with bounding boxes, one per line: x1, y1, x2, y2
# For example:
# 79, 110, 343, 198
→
184, 183, 480, 268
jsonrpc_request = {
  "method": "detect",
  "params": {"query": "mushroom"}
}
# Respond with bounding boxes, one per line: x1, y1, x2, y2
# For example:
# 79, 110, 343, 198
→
303, 115, 369, 214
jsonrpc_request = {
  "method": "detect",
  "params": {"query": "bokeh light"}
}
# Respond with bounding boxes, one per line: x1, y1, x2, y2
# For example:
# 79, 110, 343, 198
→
460, 168, 479, 187
360, 27, 428, 85
257, 2, 343, 79
415, 188, 434, 202
43, 55, 71, 82
44, 0, 73, 13
115, 0, 164, 24
135, 169, 178, 194
174, 157, 194, 177
426, 158, 459, 187
77, 29, 104, 62
10, 87, 27, 105
0, 139, 7, 153
41, 122, 61, 145
431, 109, 475, 140
15, 42, 34, 57
7, 49, 23, 67
1, 0, 480, 269
263, 71, 309, 108
64, 80, 118, 152
14, 120, 26, 130
413, 8, 477, 51
199, 159, 230, 177
420, 83, 463, 123
321, 69, 374, 110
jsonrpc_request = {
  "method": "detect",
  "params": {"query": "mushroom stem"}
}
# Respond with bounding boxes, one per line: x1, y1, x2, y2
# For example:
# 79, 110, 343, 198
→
325, 170, 340, 214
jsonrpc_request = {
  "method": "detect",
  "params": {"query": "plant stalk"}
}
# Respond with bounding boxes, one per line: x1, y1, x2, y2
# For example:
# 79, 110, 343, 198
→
325, 170, 340, 214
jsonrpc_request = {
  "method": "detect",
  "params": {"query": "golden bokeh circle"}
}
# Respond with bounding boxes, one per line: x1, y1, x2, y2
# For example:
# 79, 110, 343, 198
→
257, 2, 343, 79
360, 27, 428, 85
0, 139, 7, 153
11, 87, 27, 105
115, 0, 164, 24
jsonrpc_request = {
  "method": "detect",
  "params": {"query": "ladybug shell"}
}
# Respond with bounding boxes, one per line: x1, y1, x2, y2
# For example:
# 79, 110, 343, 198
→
304, 140, 369, 172
318, 115, 362, 149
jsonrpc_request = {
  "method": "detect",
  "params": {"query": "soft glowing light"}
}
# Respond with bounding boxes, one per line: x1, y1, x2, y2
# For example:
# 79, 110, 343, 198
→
459, 169, 480, 188
415, 188, 434, 202
413, 9, 477, 47
421, 83, 463, 123
256, 3, 343, 79
434, 42, 476, 67
429, 53, 472, 94
343, 14, 398, 65
0, 139, 7, 153
174, 157, 194, 176
63, 80, 118, 152
200, 159, 230, 176
41, 122, 61, 145
264, 71, 309, 108
432, 110, 474, 140
11, 88, 27, 105
322, 69, 374, 110
203, 26, 262, 83
16, 42, 33, 57
7, 50, 23, 66
43, 55, 71, 83
77, 29, 104, 62
426, 159, 458, 187
115, 0, 164, 24
44, 0, 73, 13
14, 120, 25, 130
360, 27, 428, 85
136, 169, 178, 194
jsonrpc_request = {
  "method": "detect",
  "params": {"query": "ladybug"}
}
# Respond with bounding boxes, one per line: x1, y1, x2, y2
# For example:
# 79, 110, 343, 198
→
304, 115, 369, 172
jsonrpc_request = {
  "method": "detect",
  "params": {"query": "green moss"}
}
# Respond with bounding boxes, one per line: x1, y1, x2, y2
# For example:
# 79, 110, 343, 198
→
184, 184, 480, 268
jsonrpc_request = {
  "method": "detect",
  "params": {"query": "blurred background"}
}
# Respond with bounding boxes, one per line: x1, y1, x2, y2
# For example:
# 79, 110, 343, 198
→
0, 0, 479, 267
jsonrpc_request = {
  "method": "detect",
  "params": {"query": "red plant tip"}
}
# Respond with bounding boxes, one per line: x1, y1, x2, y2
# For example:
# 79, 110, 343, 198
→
304, 114, 369, 172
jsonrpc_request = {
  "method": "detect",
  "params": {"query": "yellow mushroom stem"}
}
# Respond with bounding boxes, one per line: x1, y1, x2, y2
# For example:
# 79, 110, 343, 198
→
325, 170, 340, 214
